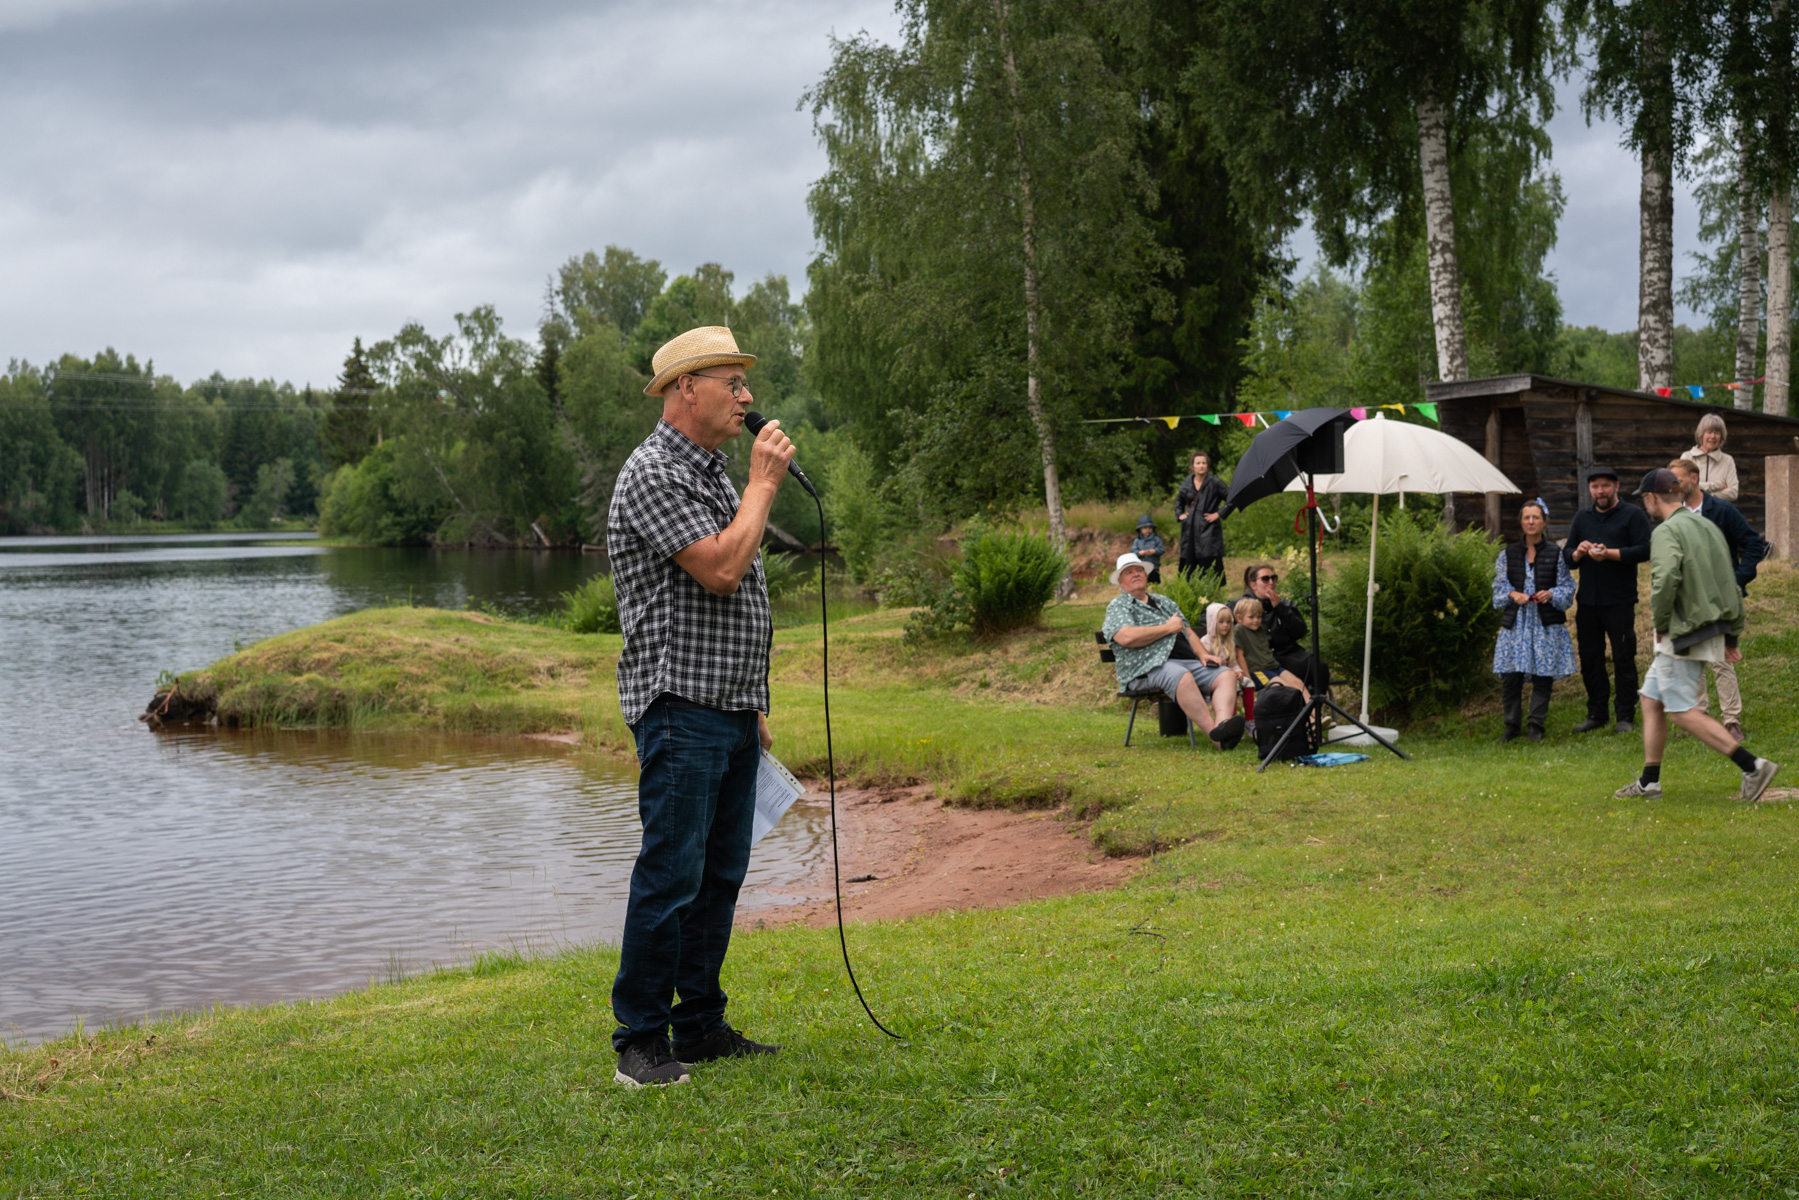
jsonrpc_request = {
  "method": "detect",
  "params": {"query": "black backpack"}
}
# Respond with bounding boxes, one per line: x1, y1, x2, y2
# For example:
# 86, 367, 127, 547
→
1253, 684, 1312, 760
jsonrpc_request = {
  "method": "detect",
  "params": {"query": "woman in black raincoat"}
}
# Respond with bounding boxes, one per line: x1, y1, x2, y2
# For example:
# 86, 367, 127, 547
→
1176, 451, 1227, 585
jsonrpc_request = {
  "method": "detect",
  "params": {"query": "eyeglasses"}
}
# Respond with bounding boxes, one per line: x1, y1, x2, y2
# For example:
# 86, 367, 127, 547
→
687, 370, 750, 398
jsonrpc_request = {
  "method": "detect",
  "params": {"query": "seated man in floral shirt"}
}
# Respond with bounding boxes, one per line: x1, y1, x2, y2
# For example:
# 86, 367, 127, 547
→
1101, 552, 1247, 751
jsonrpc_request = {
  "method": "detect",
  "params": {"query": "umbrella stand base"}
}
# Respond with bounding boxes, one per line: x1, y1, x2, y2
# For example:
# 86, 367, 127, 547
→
1258, 695, 1412, 771
1325, 723, 1399, 747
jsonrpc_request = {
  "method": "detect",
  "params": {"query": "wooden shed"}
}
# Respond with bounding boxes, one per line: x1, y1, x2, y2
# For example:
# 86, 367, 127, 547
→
1425, 374, 1799, 542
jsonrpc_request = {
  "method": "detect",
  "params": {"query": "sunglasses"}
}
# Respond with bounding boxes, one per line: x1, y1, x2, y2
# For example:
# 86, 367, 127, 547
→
1256, 574, 1278, 584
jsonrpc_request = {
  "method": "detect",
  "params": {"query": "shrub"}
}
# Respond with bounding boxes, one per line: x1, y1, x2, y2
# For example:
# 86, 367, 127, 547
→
954, 529, 1066, 637
872, 561, 952, 609
759, 550, 815, 598
1156, 569, 1221, 628
1319, 520, 1499, 719
559, 573, 620, 634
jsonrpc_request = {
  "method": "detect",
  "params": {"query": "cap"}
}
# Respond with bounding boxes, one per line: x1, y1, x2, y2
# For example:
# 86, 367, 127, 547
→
1634, 467, 1683, 496
1135, 513, 1154, 529
1586, 464, 1619, 481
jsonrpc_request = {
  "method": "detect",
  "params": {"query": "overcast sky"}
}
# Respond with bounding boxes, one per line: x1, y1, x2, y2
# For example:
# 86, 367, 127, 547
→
2, 0, 1707, 389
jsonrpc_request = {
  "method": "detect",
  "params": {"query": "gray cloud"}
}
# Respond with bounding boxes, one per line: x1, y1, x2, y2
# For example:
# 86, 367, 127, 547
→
1, 0, 900, 385
2, 6, 1726, 389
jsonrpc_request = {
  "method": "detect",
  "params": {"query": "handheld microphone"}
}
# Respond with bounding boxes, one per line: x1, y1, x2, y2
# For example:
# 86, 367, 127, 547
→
743, 410, 817, 497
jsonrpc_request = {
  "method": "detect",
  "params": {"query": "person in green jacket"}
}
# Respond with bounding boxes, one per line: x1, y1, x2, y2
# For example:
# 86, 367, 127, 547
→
1614, 469, 1780, 802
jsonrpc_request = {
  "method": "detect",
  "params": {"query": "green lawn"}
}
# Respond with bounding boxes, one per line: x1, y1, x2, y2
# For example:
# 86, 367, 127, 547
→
8, 564, 1798, 1196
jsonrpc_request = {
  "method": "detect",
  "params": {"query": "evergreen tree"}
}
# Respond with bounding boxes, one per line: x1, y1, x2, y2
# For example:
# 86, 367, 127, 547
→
321, 338, 380, 469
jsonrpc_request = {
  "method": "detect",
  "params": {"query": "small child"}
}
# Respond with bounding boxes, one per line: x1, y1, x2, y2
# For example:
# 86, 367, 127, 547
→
1202, 601, 1237, 663
1232, 597, 1309, 698
1131, 515, 1165, 583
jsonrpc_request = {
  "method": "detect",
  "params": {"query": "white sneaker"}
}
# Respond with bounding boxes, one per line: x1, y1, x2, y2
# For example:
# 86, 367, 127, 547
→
1741, 759, 1782, 803
1614, 778, 1661, 799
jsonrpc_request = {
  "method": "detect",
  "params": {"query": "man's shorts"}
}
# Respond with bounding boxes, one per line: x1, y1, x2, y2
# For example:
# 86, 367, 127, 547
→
1135, 659, 1230, 700
1640, 654, 1707, 713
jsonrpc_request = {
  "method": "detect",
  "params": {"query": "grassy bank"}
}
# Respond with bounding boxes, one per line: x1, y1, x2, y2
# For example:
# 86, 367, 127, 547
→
11, 563, 1795, 1195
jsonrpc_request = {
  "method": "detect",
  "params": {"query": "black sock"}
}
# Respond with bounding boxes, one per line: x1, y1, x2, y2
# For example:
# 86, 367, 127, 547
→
1641, 763, 1661, 786
1730, 747, 1758, 773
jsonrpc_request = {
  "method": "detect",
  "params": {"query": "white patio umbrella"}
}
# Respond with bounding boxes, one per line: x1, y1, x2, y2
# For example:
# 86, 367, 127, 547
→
1284, 413, 1520, 743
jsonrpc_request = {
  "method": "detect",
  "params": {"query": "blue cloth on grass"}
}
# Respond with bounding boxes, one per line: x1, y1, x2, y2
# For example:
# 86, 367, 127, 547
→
1292, 752, 1371, 768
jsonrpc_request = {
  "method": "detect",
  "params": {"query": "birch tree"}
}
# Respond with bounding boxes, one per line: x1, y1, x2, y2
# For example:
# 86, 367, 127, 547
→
806, 0, 1170, 591
1766, 0, 1794, 415
1578, 0, 1710, 393
1190, 0, 1560, 387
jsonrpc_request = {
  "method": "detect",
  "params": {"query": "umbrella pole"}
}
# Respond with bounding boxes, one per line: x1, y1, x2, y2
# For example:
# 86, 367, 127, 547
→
1360, 493, 1379, 725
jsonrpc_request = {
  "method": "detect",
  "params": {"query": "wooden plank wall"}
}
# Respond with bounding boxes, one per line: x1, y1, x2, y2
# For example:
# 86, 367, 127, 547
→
1441, 399, 1538, 540
1440, 383, 1799, 542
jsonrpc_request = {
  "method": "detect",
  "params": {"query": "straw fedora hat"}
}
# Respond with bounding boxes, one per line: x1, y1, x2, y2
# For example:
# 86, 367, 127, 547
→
643, 326, 757, 396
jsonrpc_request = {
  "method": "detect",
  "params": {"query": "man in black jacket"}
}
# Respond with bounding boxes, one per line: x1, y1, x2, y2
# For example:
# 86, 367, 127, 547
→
1669, 457, 1771, 740
1563, 466, 1652, 734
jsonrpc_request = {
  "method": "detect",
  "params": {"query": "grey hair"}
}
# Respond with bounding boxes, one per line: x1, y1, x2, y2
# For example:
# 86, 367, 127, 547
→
1694, 412, 1728, 447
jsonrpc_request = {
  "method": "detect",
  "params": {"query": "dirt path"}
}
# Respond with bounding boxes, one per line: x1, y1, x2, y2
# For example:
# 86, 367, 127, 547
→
741, 783, 1140, 927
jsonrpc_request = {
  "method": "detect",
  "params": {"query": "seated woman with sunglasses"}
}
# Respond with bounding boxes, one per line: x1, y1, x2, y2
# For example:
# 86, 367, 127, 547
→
1240, 563, 1331, 697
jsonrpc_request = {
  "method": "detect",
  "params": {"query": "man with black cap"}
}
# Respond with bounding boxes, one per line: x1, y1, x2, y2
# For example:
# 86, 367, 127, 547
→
1562, 465, 1651, 733
1613, 468, 1780, 803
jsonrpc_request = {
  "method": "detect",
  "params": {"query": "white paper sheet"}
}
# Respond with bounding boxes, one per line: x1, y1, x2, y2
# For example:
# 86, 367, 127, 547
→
753, 750, 807, 845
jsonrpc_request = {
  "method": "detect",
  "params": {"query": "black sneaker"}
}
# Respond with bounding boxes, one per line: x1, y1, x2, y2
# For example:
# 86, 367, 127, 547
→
1571, 717, 1605, 734
673, 1024, 782, 1067
1208, 715, 1246, 751
614, 1036, 690, 1088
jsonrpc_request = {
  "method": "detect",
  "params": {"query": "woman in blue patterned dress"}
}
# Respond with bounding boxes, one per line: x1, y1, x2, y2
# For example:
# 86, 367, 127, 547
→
1491, 499, 1576, 742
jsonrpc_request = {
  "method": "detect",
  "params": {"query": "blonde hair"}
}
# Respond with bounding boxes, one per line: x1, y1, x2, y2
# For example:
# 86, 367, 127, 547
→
1204, 602, 1237, 659
1668, 457, 1698, 482
1233, 597, 1262, 626
1695, 412, 1728, 448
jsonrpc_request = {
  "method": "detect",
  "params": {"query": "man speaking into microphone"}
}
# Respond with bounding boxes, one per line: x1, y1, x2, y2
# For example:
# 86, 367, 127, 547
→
606, 325, 794, 1088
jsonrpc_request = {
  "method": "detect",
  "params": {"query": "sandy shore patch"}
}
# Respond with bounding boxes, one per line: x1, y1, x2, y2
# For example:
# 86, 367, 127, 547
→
743, 782, 1139, 927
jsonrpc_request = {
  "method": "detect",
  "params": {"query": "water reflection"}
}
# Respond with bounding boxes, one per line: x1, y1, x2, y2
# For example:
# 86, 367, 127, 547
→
1, 729, 827, 1046
0, 537, 824, 1047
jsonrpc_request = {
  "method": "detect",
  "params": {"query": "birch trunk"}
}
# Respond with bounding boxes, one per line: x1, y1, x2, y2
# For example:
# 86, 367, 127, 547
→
1638, 143, 1676, 392
1417, 85, 1469, 383
1768, 182, 1793, 416
1637, 24, 1676, 393
1735, 135, 1761, 409
994, 0, 1072, 596
1417, 83, 1466, 530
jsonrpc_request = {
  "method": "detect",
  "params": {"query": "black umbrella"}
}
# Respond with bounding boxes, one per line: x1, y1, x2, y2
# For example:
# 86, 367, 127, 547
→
1222, 407, 1356, 512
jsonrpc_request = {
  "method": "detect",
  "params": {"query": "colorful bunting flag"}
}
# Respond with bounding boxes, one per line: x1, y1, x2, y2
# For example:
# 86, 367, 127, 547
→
1687, 385, 1704, 400
1274, 409, 1293, 421
1350, 406, 1367, 420
1416, 403, 1438, 422
1160, 416, 1180, 429
1235, 412, 1256, 427
1199, 413, 1220, 425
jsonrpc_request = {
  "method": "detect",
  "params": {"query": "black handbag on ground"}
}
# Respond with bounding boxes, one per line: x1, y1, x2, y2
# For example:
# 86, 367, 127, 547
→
1252, 683, 1312, 760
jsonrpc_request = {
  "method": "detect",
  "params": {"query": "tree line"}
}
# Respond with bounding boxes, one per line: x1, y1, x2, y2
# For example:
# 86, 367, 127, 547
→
1, 355, 325, 533
4, 0, 1795, 565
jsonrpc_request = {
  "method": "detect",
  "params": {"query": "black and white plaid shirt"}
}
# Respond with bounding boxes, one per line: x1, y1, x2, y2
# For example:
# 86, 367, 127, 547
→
608, 419, 772, 725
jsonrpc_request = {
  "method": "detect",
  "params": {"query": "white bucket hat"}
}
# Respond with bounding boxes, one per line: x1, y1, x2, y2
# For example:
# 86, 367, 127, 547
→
1109, 552, 1152, 586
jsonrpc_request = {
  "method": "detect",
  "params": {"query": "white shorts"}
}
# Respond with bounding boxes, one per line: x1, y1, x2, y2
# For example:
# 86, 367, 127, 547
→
1640, 654, 1707, 713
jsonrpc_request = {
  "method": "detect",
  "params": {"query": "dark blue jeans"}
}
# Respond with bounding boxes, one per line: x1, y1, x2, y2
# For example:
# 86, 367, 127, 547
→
611, 694, 760, 1051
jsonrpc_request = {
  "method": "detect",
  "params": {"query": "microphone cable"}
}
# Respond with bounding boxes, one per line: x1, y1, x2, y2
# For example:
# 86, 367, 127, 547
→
808, 488, 906, 1042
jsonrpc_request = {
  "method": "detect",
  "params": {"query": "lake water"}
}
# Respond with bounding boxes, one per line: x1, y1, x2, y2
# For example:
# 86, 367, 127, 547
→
0, 534, 831, 1046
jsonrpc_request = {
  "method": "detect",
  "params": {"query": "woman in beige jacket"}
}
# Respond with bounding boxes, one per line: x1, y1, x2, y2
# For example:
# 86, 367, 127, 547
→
1680, 413, 1739, 501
